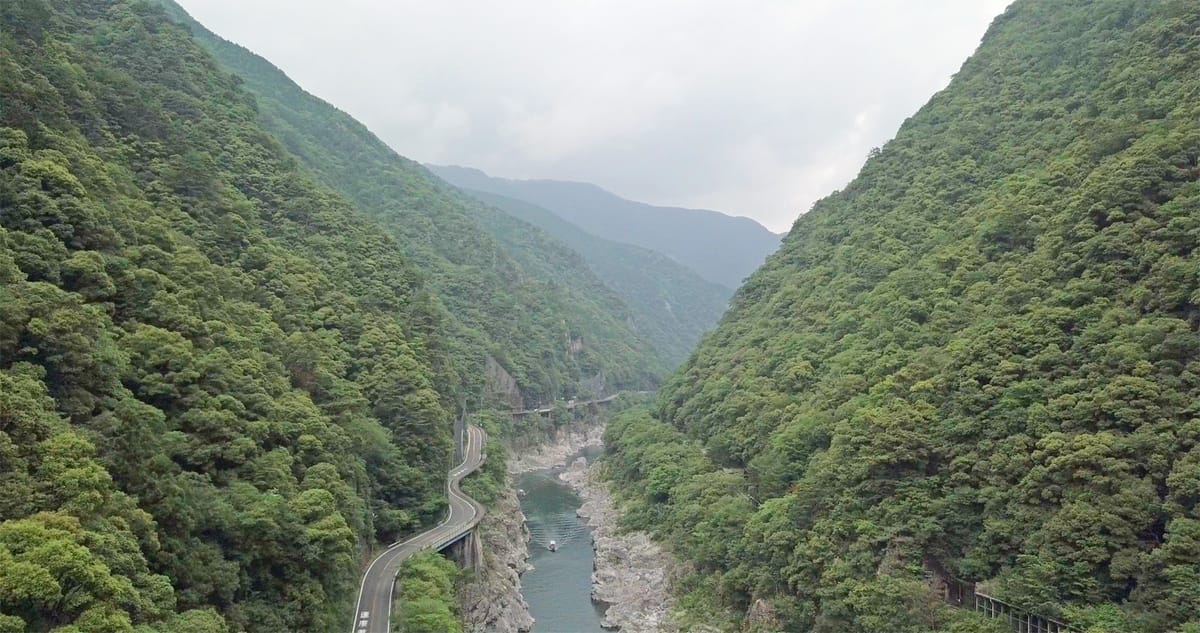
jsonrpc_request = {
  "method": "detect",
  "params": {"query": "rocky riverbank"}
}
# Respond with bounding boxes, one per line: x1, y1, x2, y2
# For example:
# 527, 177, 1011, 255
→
467, 418, 678, 632
459, 421, 605, 632
460, 483, 534, 633
560, 457, 679, 633
506, 424, 603, 475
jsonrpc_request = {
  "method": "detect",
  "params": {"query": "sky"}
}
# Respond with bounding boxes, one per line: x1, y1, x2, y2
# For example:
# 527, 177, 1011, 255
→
176, 1, 1011, 233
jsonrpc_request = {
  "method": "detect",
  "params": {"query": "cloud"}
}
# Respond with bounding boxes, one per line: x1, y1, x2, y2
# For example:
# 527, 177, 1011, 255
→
177, 0, 1010, 232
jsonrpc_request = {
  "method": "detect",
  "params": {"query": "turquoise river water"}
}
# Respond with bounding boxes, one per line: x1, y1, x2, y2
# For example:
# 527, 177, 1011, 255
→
516, 446, 609, 633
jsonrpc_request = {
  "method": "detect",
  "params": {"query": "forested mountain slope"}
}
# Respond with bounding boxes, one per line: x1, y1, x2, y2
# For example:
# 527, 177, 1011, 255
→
456, 187, 731, 367
0, 1, 467, 631
157, 0, 665, 404
605, 1, 1200, 632
429, 164, 782, 290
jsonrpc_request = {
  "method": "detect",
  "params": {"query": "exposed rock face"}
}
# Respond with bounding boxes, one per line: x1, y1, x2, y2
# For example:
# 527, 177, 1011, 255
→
485, 355, 524, 411
473, 418, 677, 632
506, 424, 603, 474
461, 421, 601, 632
460, 484, 534, 633
744, 599, 781, 633
560, 457, 679, 633
581, 369, 607, 398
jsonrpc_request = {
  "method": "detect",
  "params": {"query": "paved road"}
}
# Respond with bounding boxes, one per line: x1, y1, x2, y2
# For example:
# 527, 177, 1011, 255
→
351, 424, 487, 633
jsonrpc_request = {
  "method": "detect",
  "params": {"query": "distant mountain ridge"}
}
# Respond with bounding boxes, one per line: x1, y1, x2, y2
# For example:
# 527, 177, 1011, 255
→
457, 187, 733, 367
428, 165, 782, 289
157, 0, 667, 405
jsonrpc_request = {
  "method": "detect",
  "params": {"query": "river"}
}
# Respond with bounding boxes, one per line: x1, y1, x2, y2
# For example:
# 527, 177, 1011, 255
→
516, 446, 608, 632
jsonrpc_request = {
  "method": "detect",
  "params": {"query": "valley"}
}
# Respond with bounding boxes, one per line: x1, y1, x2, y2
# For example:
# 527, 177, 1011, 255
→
2, 1, 1198, 633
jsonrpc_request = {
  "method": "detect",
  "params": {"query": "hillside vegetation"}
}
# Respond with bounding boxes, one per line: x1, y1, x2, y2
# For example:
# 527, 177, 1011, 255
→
430, 164, 782, 290
458, 188, 731, 367
605, 1, 1200, 632
158, 0, 665, 404
0, 0, 654, 631
0, 1, 454, 630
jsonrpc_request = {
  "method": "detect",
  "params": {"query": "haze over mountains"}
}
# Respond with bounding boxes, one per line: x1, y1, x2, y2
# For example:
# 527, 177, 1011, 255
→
162, 0, 737, 370
158, 0, 667, 400
455, 187, 733, 366
429, 165, 783, 290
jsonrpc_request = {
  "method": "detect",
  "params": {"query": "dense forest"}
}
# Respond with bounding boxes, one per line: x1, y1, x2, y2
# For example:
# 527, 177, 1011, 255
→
0, 0, 658, 631
0, 1, 453, 629
605, 1, 1200, 632
156, 0, 665, 405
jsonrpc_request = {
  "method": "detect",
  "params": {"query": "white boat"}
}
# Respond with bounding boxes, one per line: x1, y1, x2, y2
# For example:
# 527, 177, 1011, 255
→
548, 540, 557, 552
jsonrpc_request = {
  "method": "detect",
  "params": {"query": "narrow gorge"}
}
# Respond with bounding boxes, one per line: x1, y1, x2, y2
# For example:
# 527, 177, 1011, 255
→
5, 1, 1196, 632
462, 413, 679, 633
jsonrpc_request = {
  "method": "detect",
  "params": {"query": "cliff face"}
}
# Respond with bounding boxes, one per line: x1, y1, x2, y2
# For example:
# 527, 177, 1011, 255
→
486, 355, 524, 411
506, 419, 604, 473
460, 484, 534, 633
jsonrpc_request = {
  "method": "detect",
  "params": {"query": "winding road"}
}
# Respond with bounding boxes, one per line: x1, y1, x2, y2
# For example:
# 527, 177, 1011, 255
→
351, 424, 487, 633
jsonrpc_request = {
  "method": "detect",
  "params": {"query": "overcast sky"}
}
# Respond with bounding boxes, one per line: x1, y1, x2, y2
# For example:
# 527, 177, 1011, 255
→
177, 0, 1010, 232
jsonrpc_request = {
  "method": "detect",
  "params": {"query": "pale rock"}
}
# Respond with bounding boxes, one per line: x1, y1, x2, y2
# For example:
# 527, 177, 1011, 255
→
472, 421, 680, 633
506, 425, 603, 474
561, 456, 680, 633
460, 484, 534, 633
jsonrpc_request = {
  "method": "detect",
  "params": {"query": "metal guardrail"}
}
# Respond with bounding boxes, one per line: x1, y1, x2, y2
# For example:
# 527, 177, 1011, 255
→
453, 415, 465, 463
972, 593, 1075, 633
945, 579, 1078, 633
424, 452, 487, 555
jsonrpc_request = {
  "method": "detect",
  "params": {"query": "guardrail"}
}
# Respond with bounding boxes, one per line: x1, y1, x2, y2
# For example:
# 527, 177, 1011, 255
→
351, 425, 487, 633
945, 579, 1077, 633
422, 451, 487, 555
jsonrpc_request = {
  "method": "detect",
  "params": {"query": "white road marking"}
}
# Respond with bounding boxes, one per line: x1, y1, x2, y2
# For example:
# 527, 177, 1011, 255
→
353, 425, 486, 633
